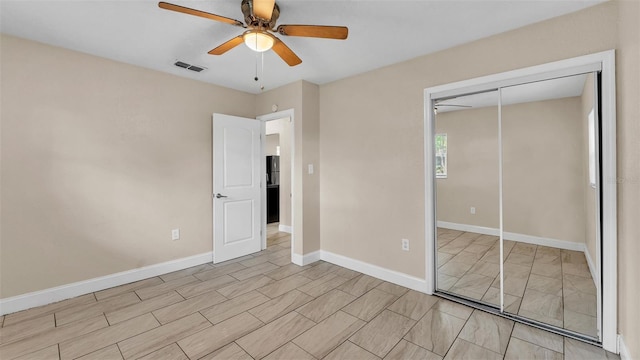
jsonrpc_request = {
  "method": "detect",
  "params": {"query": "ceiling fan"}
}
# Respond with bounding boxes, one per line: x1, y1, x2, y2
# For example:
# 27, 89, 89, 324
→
158, 0, 349, 66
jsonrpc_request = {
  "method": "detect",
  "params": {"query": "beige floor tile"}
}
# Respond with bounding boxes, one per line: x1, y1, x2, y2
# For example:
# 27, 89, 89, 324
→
438, 261, 473, 278
482, 287, 522, 313
563, 262, 592, 278
177, 312, 263, 360
384, 339, 442, 360
269, 254, 294, 267
404, 309, 465, 356
176, 274, 237, 298
297, 262, 340, 280
443, 339, 502, 360
249, 290, 313, 323
95, 278, 163, 301
195, 262, 247, 281
152, 290, 227, 324
493, 263, 531, 297
200, 291, 270, 324
332, 267, 362, 280
59, 313, 159, 360
439, 239, 470, 255
438, 252, 455, 267
263, 342, 315, 360
117, 313, 210, 359
324, 341, 381, 360
536, 246, 561, 258
519, 289, 563, 327
257, 274, 312, 299
0, 314, 55, 345
138, 343, 188, 360
511, 323, 563, 353
135, 276, 199, 300
298, 273, 350, 298
351, 310, 416, 358
526, 274, 563, 297
264, 263, 309, 281
217, 275, 274, 299
458, 310, 514, 355
105, 291, 184, 325
200, 342, 253, 360
450, 273, 493, 299
432, 299, 473, 320
76, 344, 122, 360
239, 255, 272, 268
564, 338, 607, 360
296, 289, 356, 323
0, 315, 108, 359
506, 252, 535, 267
338, 274, 383, 297
505, 337, 563, 360
511, 243, 537, 256
564, 309, 597, 337
293, 310, 365, 358
159, 264, 213, 282
564, 274, 597, 295
13, 344, 59, 360
230, 262, 280, 281
343, 288, 398, 321
564, 289, 597, 316
473, 235, 499, 246
236, 312, 315, 359
450, 251, 484, 264
437, 273, 458, 291
376, 282, 410, 297
3, 294, 96, 327
0, 315, 3, 327
55, 292, 140, 326
463, 244, 491, 255
468, 260, 500, 278
531, 261, 563, 280
388, 290, 439, 321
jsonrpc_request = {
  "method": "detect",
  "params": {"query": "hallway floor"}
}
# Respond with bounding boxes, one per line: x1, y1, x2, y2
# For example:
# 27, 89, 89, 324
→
0, 228, 617, 359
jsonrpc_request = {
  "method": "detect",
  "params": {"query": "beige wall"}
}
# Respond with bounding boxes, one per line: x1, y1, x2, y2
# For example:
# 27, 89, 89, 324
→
0, 35, 256, 298
581, 73, 598, 265
265, 134, 279, 156
319, 1, 639, 354
435, 97, 587, 245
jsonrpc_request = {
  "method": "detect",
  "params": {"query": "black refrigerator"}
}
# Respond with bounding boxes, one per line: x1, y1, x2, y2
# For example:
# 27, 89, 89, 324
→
266, 156, 280, 223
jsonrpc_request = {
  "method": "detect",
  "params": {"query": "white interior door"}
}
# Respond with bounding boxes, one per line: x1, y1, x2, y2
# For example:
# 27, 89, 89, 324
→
213, 113, 262, 263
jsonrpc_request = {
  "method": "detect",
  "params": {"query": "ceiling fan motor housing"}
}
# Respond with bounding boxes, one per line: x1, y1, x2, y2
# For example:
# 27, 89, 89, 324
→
241, 0, 279, 29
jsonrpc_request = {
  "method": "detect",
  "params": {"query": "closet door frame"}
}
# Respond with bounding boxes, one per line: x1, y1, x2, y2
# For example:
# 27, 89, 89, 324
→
423, 50, 617, 352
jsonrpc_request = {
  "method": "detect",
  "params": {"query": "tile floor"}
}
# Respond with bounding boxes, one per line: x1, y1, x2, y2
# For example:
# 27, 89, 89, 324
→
0, 225, 616, 359
437, 228, 598, 338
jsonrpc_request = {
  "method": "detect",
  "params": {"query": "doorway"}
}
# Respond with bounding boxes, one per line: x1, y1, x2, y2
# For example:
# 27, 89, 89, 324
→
424, 51, 617, 352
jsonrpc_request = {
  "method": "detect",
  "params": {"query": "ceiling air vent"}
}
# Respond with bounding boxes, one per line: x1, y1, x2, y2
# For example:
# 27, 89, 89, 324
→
174, 61, 206, 73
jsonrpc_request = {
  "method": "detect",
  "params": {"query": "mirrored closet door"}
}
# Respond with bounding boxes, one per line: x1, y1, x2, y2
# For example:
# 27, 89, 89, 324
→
433, 72, 601, 341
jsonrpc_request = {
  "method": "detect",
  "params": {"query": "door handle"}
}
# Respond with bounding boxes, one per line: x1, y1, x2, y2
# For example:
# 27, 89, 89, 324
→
215, 193, 228, 199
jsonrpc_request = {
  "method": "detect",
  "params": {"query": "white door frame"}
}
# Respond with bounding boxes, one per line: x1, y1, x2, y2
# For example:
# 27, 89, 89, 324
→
423, 50, 617, 352
257, 109, 295, 258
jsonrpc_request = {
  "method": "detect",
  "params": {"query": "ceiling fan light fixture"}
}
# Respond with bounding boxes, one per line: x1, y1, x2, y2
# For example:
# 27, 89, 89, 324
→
243, 30, 274, 52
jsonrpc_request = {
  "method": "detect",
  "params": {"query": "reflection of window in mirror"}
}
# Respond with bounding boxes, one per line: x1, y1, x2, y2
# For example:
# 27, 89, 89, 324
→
588, 108, 596, 188
435, 133, 447, 178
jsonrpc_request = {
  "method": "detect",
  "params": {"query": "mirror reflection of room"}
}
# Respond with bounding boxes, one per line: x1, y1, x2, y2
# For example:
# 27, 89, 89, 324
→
434, 73, 600, 339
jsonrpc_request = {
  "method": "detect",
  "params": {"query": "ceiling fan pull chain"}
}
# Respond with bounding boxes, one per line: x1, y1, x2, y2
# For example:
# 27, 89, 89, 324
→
261, 52, 265, 91
254, 51, 259, 83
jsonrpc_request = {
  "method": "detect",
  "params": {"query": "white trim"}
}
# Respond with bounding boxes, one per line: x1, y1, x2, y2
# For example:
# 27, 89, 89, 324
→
292, 250, 320, 266
0, 252, 213, 316
619, 335, 631, 360
584, 246, 599, 286
437, 221, 585, 252
320, 251, 429, 293
278, 224, 292, 233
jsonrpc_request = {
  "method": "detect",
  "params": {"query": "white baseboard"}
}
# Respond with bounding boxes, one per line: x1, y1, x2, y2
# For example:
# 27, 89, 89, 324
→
278, 224, 292, 233
0, 252, 213, 316
619, 334, 631, 359
320, 251, 428, 293
584, 247, 599, 285
291, 250, 321, 266
437, 221, 585, 252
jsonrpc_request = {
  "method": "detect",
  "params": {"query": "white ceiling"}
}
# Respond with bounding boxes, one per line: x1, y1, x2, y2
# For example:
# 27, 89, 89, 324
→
436, 73, 589, 112
0, 0, 604, 94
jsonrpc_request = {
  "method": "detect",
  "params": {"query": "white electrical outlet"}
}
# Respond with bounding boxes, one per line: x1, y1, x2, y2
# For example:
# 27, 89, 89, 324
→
470, 206, 476, 215
402, 238, 410, 251
172, 228, 180, 241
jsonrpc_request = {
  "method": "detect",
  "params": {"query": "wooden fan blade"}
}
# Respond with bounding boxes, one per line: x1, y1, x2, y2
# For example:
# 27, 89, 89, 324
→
158, 2, 244, 27
276, 25, 348, 39
253, 0, 275, 21
208, 36, 245, 55
272, 37, 302, 66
